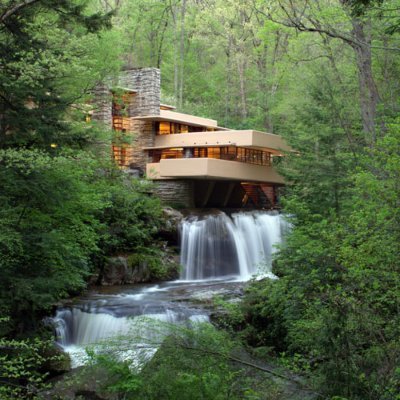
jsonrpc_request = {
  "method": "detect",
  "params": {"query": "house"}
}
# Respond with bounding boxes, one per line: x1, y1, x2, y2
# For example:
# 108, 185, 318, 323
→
92, 67, 290, 208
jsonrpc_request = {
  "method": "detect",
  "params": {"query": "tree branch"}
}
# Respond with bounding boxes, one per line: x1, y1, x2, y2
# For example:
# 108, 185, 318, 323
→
0, 0, 41, 24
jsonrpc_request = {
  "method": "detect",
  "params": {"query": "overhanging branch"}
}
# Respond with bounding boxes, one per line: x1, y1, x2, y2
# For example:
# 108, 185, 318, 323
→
0, 0, 41, 24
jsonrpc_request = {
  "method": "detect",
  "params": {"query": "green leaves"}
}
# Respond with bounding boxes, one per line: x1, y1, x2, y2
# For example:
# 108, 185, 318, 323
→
0, 147, 165, 331
85, 322, 256, 400
241, 121, 400, 398
0, 332, 56, 400
0, 0, 121, 149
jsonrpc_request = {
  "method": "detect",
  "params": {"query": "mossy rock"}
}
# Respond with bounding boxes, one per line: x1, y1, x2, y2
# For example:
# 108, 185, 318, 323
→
42, 345, 71, 376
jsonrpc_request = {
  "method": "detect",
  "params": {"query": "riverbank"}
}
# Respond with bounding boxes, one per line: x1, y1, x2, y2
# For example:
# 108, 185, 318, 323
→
42, 278, 317, 400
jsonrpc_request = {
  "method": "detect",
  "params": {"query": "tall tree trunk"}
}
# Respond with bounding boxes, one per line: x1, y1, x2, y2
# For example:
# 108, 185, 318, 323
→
178, 0, 186, 108
350, 18, 381, 144
237, 55, 247, 120
157, 18, 169, 68
225, 37, 233, 127
171, 4, 179, 104
255, 49, 273, 132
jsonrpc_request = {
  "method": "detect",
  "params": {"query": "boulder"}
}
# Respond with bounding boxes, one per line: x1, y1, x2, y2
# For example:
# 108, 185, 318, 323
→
42, 344, 71, 377
99, 250, 180, 285
158, 207, 184, 243
101, 256, 129, 285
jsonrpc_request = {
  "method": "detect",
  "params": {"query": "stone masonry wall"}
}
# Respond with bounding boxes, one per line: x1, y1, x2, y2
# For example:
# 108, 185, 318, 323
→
120, 68, 160, 171
91, 84, 112, 128
128, 120, 154, 173
119, 68, 160, 117
92, 68, 161, 173
92, 68, 195, 208
155, 180, 195, 208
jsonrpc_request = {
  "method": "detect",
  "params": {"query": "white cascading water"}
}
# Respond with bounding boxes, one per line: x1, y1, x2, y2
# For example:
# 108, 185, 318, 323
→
180, 210, 287, 280
52, 210, 287, 368
52, 287, 210, 367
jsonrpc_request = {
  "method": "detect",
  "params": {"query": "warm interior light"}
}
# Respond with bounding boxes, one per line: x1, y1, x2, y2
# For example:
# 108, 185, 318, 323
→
50, 143, 57, 148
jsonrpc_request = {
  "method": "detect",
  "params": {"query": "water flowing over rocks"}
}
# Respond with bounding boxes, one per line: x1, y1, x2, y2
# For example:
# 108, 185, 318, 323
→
44, 210, 317, 399
50, 210, 289, 367
180, 210, 289, 280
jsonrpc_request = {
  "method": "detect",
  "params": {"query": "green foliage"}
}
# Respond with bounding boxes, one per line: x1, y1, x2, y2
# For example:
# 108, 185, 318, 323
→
239, 280, 289, 353
0, 149, 104, 329
127, 250, 169, 281
212, 296, 246, 334
86, 322, 280, 400
0, 0, 120, 149
97, 176, 162, 257
0, 2, 168, 399
0, 320, 59, 400
239, 122, 400, 399
0, 147, 165, 332
0, 1, 399, 399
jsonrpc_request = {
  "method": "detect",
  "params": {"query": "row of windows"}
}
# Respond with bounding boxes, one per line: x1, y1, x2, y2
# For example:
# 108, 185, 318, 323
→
112, 145, 134, 167
156, 122, 215, 135
149, 146, 272, 166
113, 116, 132, 131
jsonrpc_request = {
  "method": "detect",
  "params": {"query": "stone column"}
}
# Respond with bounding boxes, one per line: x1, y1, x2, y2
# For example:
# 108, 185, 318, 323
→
119, 68, 160, 117
155, 180, 195, 208
91, 84, 112, 129
119, 68, 161, 173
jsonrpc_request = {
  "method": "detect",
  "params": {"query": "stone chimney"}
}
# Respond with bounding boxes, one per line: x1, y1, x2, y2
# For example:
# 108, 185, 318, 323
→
91, 84, 113, 128
92, 67, 161, 124
119, 67, 161, 117
91, 68, 161, 174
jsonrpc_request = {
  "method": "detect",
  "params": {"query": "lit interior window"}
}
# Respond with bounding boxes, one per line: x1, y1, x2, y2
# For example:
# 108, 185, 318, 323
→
158, 122, 171, 135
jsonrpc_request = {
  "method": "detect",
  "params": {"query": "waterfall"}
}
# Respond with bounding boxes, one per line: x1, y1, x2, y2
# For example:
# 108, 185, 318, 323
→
51, 210, 288, 369
180, 210, 287, 281
52, 293, 210, 368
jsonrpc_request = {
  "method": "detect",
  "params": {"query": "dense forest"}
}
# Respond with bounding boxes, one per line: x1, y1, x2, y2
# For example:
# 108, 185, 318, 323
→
0, 0, 399, 399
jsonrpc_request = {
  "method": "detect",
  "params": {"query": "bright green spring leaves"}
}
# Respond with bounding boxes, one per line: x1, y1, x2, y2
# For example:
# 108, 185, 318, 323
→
0, 149, 163, 332
81, 323, 284, 400
240, 122, 400, 399
0, 150, 102, 325
0, 320, 62, 400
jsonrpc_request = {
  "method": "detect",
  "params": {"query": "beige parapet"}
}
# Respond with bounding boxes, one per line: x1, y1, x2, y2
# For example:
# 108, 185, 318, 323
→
146, 158, 285, 184
133, 109, 220, 129
151, 130, 290, 154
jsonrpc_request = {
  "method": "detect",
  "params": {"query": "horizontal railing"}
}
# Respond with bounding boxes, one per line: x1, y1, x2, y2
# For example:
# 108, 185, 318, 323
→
150, 146, 272, 167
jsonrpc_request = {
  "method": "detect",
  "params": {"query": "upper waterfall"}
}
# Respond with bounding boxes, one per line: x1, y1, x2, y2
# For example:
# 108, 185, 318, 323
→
180, 210, 288, 281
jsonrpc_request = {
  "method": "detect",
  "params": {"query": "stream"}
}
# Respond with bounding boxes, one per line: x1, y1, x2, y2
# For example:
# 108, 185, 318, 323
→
52, 210, 288, 368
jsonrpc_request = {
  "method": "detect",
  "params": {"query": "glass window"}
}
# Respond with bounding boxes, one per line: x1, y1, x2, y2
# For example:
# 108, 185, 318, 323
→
158, 122, 171, 135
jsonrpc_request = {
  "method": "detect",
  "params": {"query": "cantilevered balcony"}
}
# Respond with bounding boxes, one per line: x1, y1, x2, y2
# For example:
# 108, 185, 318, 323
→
133, 109, 224, 130
148, 130, 290, 155
146, 158, 284, 184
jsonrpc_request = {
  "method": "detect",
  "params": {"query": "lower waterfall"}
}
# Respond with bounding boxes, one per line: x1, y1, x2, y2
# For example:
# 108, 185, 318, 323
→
52, 286, 210, 367
180, 210, 287, 280
52, 210, 287, 368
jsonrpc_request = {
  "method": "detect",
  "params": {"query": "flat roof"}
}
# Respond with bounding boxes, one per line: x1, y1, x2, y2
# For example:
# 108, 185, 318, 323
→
133, 109, 229, 129
111, 87, 137, 94
160, 103, 176, 110
152, 130, 291, 154
143, 143, 236, 150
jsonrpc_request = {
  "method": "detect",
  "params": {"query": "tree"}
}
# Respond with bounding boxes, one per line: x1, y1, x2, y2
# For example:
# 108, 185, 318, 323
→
0, 0, 119, 148
0, 0, 167, 334
238, 120, 400, 398
252, 0, 400, 144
